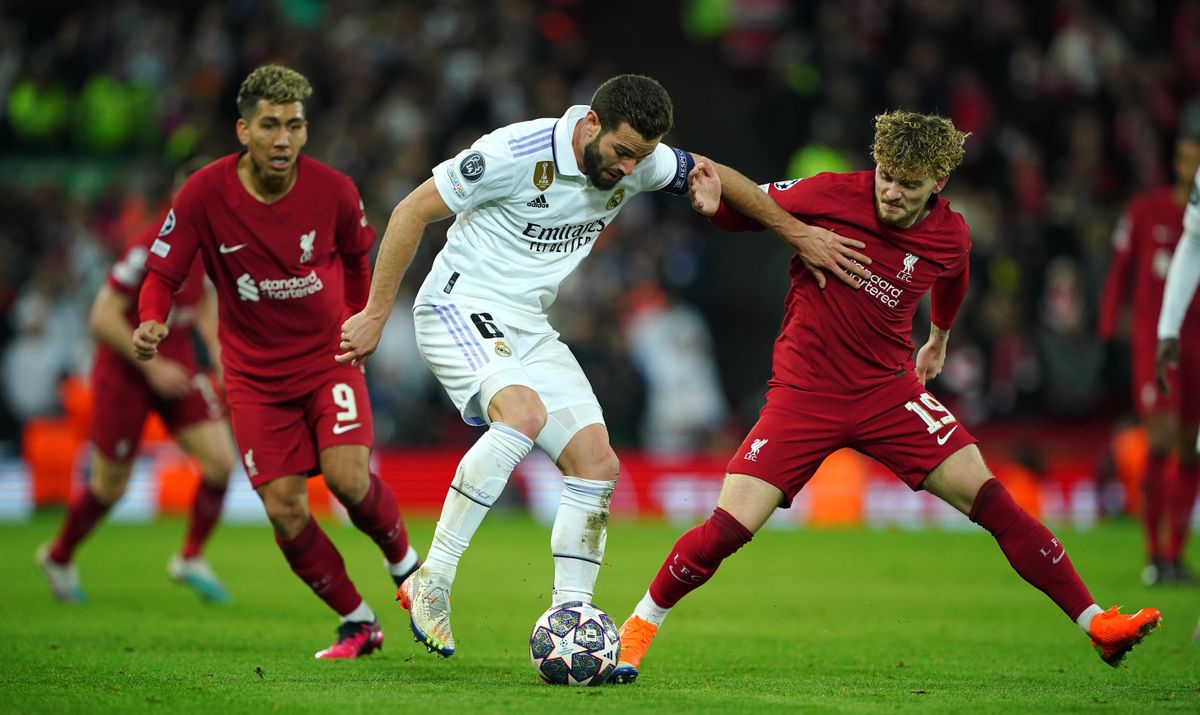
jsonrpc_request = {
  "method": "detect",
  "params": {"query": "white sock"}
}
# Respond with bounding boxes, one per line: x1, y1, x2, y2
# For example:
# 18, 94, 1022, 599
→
340, 600, 375, 624
551, 476, 615, 605
423, 422, 533, 584
632, 590, 671, 627
387, 544, 420, 579
1076, 603, 1103, 634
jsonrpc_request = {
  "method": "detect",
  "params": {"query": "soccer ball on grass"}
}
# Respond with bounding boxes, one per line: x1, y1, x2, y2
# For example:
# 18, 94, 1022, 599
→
528, 601, 621, 686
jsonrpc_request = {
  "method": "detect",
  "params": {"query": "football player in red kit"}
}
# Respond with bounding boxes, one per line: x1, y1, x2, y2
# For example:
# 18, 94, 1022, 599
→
37, 162, 234, 604
132, 65, 418, 659
1098, 117, 1200, 585
613, 111, 1160, 682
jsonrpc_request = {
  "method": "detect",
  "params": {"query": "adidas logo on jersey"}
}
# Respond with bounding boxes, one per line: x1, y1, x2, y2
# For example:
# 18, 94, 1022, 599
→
526, 194, 549, 208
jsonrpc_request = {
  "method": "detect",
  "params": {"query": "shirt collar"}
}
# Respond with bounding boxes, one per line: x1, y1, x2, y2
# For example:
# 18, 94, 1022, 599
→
552, 104, 589, 177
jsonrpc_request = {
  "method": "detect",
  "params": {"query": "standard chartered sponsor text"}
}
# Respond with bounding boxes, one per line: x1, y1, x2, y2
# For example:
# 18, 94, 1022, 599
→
256, 270, 324, 300
850, 259, 903, 308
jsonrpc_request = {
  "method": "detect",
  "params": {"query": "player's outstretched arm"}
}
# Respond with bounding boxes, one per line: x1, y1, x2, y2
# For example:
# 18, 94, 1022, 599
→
711, 162, 870, 290
338, 178, 454, 366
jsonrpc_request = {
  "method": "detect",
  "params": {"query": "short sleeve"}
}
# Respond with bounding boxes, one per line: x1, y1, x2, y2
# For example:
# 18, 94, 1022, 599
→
108, 241, 151, 298
641, 143, 694, 195
337, 178, 375, 255
145, 178, 203, 284
432, 132, 519, 212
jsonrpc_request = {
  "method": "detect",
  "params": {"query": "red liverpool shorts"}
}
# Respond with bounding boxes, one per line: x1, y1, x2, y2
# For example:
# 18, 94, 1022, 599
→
1131, 343, 1200, 422
91, 369, 225, 462
727, 374, 978, 505
229, 368, 374, 488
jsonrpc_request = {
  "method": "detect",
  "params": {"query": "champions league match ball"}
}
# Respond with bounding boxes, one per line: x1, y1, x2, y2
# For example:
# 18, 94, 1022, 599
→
529, 601, 621, 686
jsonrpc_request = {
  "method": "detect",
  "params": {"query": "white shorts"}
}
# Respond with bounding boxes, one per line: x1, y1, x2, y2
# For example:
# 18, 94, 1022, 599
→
413, 298, 604, 460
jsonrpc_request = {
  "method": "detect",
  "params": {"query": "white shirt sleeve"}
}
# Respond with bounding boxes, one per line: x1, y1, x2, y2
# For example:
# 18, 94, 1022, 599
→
1157, 168, 1200, 339
640, 143, 694, 195
431, 132, 518, 213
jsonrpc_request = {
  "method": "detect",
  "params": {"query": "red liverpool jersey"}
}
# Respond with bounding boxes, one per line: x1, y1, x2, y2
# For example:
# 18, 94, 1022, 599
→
95, 224, 206, 376
1098, 187, 1200, 354
144, 153, 374, 403
711, 171, 971, 393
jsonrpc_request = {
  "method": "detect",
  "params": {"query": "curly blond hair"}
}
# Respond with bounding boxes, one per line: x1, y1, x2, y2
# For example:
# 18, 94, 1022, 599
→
870, 111, 968, 179
237, 65, 313, 119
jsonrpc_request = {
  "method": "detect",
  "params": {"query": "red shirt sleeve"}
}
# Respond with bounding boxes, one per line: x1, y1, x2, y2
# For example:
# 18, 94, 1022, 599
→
138, 269, 177, 323
931, 260, 969, 331
342, 251, 370, 313
336, 178, 375, 256
1097, 208, 1134, 341
144, 178, 202, 284
709, 198, 767, 232
139, 178, 202, 322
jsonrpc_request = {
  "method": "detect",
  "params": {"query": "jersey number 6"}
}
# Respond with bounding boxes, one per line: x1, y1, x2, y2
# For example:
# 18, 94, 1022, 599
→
470, 312, 505, 339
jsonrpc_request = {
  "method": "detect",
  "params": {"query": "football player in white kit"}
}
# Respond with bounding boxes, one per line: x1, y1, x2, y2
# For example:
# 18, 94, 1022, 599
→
338, 74, 870, 657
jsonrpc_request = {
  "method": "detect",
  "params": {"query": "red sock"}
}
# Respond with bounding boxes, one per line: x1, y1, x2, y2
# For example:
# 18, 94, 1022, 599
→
970, 478, 1094, 620
49, 487, 113, 563
341, 473, 410, 563
181, 480, 227, 559
1166, 462, 1199, 563
648, 507, 753, 609
275, 518, 362, 616
1142, 455, 1169, 562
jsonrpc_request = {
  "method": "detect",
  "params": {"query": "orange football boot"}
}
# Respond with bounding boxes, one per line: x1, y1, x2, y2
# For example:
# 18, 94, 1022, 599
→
1088, 606, 1162, 667
610, 615, 658, 684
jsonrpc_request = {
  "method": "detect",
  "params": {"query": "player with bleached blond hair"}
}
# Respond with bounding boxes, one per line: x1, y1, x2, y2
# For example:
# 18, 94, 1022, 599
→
613, 111, 1161, 683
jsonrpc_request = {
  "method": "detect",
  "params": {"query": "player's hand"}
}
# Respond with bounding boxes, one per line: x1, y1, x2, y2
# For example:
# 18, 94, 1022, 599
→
782, 220, 871, 290
132, 320, 169, 361
142, 358, 193, 399
1156, 337, 1180, 395
337, 310, 386, 366
688, 158, 721, 216
916, 336, 948, 386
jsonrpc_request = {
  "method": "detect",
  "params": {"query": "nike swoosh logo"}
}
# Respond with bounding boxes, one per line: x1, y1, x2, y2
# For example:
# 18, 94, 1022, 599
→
1052, 550, 1065, 564
332, 422, 361, 435
936, 425, 959, 445
219, 243, 247, 254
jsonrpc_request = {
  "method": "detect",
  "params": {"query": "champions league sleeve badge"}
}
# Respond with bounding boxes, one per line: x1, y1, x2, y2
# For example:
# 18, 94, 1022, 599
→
460, 152, 486, 183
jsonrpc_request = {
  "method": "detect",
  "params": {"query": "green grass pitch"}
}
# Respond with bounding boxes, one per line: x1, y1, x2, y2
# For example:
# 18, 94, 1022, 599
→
2, 513, 1197, 713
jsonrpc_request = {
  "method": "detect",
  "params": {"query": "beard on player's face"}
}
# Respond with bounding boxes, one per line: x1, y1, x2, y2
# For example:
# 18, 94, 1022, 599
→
582, 134, 624, 191
241, 101, 307, 188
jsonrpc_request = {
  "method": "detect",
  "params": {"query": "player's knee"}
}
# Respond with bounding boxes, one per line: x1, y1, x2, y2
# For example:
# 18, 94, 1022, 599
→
579, 447, 619, 482
91, 461, 132, 502
487, 386, 547, 439
322, 466, 369, 505
558, 436, 619, 481
199, 450, 235, 485
262, 494, 309, 537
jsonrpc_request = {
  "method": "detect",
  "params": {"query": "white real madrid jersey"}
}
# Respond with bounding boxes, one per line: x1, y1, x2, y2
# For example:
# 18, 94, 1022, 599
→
417, 104, 693, 328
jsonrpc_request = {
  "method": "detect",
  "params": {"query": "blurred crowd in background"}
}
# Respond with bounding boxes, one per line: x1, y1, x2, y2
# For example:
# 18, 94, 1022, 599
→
0, 0, 1196, 457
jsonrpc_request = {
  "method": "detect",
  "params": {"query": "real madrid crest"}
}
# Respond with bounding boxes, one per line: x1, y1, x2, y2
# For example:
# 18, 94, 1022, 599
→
494, 340, 513, 357
533, 161, 555, 191
606, 187, 625, 211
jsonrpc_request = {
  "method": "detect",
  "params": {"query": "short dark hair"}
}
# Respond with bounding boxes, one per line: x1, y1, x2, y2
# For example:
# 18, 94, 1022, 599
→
236, 64, 313, 119
589, 74, 674, 140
